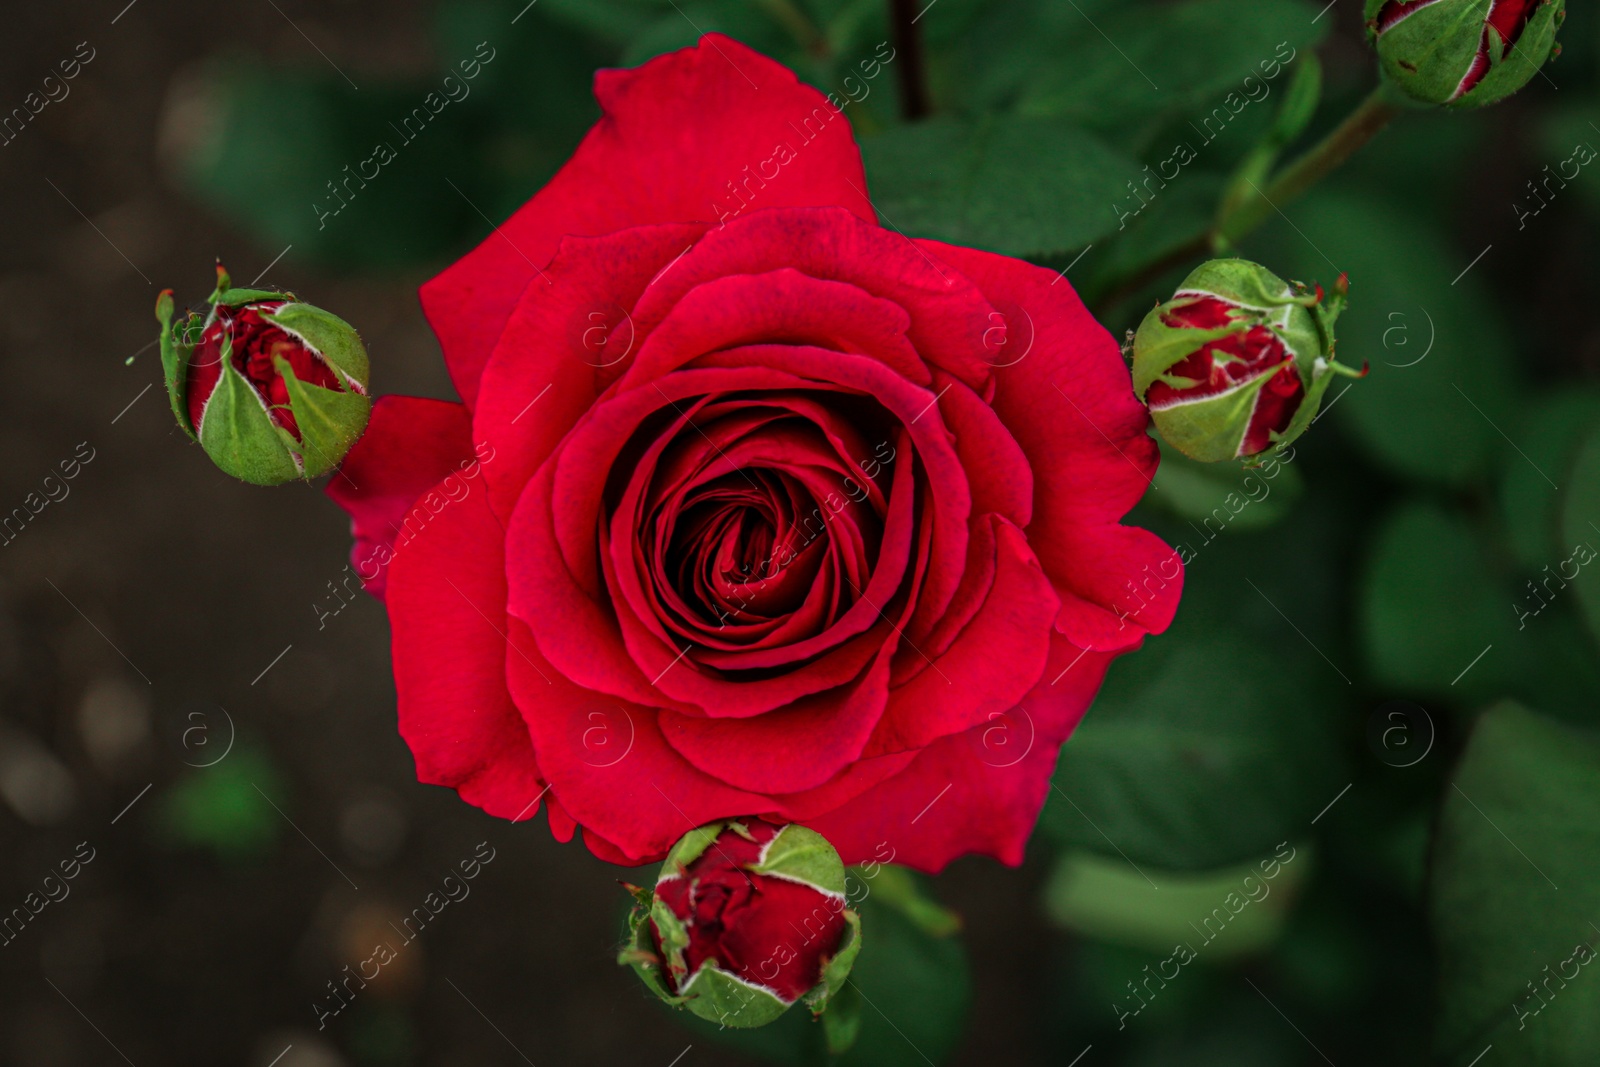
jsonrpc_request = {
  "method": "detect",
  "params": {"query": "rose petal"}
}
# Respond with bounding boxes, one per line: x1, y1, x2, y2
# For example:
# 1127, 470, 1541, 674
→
916, 240, 1181, 643
326, 395, 477, 600
658, 648, 891, 794
385, 480, 547, 821
473, 224, 707, 525
509, 357, 961, 719
505, 619, 767, 864
806, 636, 1116, 870
612, 413, 912, 671
1051, 523, 1183, 651
628, 207, 997, 390
867, 518, 1058, 755
619, 268, 927, 391
420, 36, 874, 410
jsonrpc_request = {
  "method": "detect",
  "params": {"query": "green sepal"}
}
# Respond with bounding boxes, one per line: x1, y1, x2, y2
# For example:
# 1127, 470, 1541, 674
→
863, 866, 963, 939
1132, 315, 1248, 398
1367, 0, 1564, 110
660, 822, 728, 877
803, 907, 862, 1016
1457, 0, 1563, 109
155, 290, 195, 439
213, 287, 288, 308
819, 979, 862, 1054
274, 356, 371, 480
1134, 259, 1325, 395
617, 898, 691, 1008
650, 894, 692, 988
678, 963, 792, 1029
750, 823, 847, 896
209, 263, 231, 300
1152, 371, 1280, 463
1179, 258, 1301, 311
1258, 353, 1369, 463
263, 302, 370, 388
1366, 0, 1486, 107
207, 260, 291, 307
197, 337, 300, 485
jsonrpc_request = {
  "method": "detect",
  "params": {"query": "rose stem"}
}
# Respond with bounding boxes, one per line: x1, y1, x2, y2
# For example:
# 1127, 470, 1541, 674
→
889, 0, 932, 120
1093, 84, 1404, 316
1213, 84, 1405, 245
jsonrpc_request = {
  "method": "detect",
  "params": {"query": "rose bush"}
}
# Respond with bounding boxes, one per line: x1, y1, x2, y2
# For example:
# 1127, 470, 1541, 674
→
328, 34, 1181, 871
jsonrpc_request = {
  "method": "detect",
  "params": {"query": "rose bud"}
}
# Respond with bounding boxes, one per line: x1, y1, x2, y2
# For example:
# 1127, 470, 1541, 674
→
619, 818, 861, 1036
154, 264, 371, 485
1132, 258, 1365, 464
1365, 0, 1564, 108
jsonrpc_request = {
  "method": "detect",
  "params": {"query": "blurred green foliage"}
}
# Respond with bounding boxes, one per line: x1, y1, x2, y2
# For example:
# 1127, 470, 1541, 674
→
176, 0, 1600, 1061
160, 747, 283, 863
1432, 706, 1600, 1063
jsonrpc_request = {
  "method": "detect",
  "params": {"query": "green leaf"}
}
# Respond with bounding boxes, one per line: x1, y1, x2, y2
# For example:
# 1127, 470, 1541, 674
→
1144, 438, 1303, 530
819, 977, 862, 1055
861, 114, 1143, 257
1360, 500, 1600, 722
1432, 704, 1600, 1063
1016, 0, 1326, 131
1359, 502, 1507, 695
860, 865, 962, 939
172, 3, 605, 270
1501, 391, 1600, 571
1561, 421, 1600, 649
1044, 844, 1307, 959
1040, 629, 1343, 870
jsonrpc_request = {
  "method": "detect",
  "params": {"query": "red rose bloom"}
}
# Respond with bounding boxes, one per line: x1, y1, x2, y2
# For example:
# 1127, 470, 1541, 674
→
328, 35, 1180, 871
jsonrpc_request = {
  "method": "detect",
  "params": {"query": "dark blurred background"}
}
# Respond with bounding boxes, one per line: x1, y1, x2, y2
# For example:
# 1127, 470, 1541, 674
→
2, 0, 1597, 1065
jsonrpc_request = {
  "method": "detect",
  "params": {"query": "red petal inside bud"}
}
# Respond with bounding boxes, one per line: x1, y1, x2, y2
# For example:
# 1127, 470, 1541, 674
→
186, 302, 345, 440
1375, 0, 1447, 34
1486, 0, 1537, 47
1146, 295, 1305, 459
652, 819, 847, 1005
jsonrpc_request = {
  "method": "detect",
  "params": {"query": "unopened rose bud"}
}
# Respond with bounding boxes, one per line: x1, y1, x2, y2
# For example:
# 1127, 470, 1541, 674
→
1132, 259, 1365, 464
619, 818, 861, 1033
1365, 0, 1564, 109
155, 264, 371, 485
